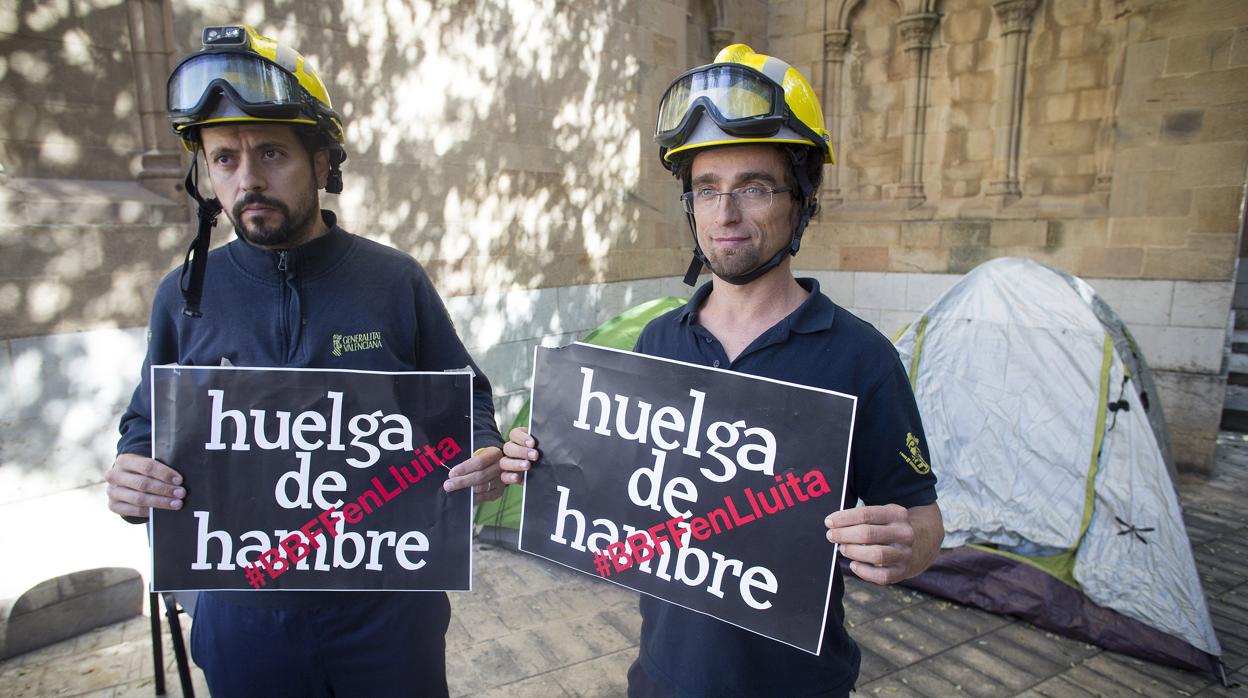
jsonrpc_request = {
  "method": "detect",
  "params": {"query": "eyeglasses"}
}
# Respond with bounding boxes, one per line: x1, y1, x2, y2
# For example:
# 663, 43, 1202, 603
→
680, 185, 793, 214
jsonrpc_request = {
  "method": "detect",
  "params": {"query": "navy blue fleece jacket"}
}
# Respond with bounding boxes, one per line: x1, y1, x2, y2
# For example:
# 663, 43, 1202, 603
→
116, 212, 502, 610
118, 211, 502, 459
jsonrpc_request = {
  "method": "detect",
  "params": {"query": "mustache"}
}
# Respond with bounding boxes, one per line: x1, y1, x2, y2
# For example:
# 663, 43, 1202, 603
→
232, 193, 289, 220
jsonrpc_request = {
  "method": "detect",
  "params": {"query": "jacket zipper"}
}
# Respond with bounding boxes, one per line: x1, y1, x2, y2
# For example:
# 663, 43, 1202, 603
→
278, 251, 297, 362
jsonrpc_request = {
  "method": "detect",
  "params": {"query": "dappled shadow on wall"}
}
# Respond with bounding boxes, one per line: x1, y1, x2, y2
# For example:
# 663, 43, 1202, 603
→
173, 1, 663, 297
1, 0, 686, 487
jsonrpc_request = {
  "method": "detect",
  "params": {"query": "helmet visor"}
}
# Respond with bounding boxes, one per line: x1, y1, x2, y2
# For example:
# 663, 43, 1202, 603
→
655, 64, 785, 146
167, 52, 301, 122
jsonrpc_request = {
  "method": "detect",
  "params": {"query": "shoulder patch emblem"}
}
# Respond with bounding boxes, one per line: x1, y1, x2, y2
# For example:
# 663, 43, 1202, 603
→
900, 432, 930, 475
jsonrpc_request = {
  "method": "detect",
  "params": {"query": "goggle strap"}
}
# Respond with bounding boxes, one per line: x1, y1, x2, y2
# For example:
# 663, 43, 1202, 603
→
179, 153, 223, 318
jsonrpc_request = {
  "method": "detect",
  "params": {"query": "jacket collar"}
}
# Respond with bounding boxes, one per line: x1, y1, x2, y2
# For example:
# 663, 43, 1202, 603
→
227, 210, 352, 281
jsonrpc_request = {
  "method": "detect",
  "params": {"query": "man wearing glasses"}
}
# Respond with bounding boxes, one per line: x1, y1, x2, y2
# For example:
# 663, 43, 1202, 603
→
502, 45, 944, 696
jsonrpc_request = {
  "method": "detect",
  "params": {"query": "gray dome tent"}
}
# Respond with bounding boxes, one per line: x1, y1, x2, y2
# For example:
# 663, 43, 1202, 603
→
894, 257, 1221, 674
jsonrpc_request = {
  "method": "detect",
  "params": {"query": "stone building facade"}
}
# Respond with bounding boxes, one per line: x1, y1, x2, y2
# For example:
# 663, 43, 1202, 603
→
0, 0, 1244, 556
765, 0, 1247, 472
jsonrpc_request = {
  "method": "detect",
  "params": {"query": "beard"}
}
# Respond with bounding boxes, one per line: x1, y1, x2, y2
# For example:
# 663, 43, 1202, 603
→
230, 189, 320, 248
703, 245, 766, 279
698, 208, 800, 280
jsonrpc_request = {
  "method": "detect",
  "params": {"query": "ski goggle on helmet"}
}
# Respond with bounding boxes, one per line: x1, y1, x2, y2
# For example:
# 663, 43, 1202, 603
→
655, 44, 833, 167
166, 25, 345, 155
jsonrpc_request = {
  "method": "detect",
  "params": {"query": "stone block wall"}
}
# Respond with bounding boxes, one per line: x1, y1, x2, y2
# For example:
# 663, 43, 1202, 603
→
0, 2, 155, 181
1109, 0, 1247, 281
769, 0, 1248, 471
1, 1, 700, 342
0, 179, 187, 338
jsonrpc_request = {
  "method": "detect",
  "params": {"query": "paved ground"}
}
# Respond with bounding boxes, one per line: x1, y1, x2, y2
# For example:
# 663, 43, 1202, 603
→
2, 434, 1246, 697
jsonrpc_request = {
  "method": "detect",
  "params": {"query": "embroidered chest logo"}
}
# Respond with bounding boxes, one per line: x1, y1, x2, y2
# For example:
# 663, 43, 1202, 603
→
331, 331, 383, 356
900, 432, 930, 475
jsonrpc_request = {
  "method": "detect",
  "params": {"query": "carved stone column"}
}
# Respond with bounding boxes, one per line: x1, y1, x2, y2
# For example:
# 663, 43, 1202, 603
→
127, 0, 183, 197
1095, 0, 1131, 192
709, 27, 735, 48
708, 0, 734, 51
894, 13, 939, 204
821, 29, 850, 207
987, 0, 1040, 201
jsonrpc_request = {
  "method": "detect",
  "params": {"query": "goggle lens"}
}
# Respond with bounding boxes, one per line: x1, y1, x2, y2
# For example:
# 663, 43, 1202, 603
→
168, 53, 298, 116
656, 65, 779, 136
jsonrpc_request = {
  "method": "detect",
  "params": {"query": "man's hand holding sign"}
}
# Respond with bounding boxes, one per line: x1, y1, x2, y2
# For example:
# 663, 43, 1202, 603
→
447, 447, 506, 503
825, 502, 943, 585
106, 453, 186, 517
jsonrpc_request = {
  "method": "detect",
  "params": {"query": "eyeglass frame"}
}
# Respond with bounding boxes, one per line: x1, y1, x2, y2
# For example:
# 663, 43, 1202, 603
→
680, 185, 795, 214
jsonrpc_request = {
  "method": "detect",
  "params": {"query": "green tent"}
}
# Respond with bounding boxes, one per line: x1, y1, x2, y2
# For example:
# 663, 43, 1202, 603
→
474, 296, 687, 545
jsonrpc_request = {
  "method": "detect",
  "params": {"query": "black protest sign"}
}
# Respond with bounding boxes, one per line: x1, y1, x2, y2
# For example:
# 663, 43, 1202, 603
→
150, 366, 473, 592
519, 343, 855, 654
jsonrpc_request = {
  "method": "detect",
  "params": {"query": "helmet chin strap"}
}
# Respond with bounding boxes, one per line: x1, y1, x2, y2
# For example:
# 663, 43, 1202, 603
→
178, 151, 224, 318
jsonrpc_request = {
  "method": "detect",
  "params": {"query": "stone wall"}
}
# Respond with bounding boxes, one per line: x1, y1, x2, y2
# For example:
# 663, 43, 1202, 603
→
768, 0, 1245, 282
1, 0, 700, 339
768, 0, 1248, 471
1, 1, 160, 181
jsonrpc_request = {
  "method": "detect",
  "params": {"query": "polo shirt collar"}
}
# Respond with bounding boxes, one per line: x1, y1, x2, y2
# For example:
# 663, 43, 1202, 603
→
679, 277, 837, 337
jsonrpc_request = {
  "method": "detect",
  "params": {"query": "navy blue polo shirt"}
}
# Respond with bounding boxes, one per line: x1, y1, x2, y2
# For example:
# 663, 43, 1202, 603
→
633, 278, 937, 697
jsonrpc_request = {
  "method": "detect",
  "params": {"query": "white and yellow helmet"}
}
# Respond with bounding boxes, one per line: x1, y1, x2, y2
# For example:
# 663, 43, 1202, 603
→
656, 44, 834, 168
